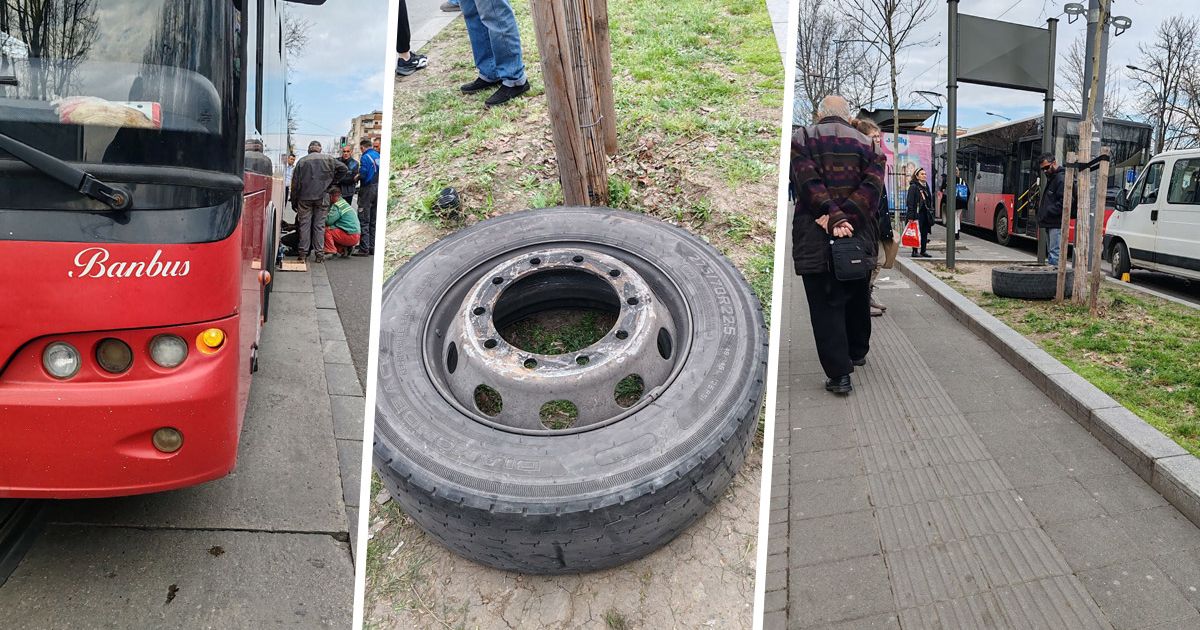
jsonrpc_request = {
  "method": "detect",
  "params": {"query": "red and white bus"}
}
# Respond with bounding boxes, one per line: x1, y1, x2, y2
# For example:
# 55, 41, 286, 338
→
935, 112, 1152, 246
0, 0, 321, 498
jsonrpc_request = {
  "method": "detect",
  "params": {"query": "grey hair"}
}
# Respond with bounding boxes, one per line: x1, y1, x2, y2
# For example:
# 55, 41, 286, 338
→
816, 95, 851, 121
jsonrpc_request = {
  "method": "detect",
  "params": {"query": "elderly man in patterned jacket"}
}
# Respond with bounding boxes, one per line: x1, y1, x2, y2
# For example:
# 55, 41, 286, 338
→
790, 95, 886, 395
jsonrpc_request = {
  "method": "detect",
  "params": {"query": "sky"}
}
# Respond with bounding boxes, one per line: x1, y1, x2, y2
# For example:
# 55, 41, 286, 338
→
286, 0, 391, 154
808, 0, 1187, 130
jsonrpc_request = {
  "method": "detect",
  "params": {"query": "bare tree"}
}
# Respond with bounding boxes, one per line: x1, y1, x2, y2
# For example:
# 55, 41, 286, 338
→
1128, 16, 1200, 153
844, 0, 937, 207
794, 0, 884, 125
4, 0, 99, 99
283, 9, 312, 62
1061, 33, 1128, 118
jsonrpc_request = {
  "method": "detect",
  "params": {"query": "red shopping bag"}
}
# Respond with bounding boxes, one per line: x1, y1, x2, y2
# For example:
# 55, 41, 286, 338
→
900, 220, 921, 248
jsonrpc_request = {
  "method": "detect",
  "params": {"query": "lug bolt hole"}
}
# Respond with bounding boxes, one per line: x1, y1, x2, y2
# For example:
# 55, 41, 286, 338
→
576, 355, 590, 365
472, 306, 486, 316
608, 269, 621, 277
529, 257, 541, 265
484, 338, 498, 349
626, 297, 639, 306
615, 330, 629, 340
523, 358, 538, 369
492, 276, 504, 285
572, 255, 584, 263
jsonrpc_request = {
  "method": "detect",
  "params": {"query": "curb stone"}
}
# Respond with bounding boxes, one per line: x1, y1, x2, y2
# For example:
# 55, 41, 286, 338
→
896, 257, 1200, 531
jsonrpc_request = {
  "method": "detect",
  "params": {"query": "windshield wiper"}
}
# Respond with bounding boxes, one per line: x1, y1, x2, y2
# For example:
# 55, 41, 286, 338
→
0, 132, 133, 210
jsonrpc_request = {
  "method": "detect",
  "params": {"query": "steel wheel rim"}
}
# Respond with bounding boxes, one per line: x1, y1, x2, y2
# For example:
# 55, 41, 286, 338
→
419, 241, 694, 436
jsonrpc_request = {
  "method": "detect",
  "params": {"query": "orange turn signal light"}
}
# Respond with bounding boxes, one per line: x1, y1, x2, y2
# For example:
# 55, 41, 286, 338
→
197, 328, 226, 354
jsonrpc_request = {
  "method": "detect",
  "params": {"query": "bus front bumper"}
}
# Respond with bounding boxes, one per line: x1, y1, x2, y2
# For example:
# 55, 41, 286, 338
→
0, 317, 243, 499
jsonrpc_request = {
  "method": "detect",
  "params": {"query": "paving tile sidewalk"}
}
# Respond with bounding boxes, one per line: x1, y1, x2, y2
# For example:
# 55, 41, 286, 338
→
764, 265, 1200, 629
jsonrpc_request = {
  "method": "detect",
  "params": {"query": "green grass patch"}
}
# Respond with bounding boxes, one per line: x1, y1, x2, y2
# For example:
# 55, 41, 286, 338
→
501, 309, 616, 355
966, 284, 1200, 456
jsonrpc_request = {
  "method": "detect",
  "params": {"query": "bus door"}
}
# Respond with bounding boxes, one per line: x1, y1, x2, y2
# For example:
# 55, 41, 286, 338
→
972, 152, 1006, 230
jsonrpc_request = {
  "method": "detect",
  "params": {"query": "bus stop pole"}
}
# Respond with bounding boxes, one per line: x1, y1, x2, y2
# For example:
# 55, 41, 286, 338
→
946, 0, 958, 269
1038, 18, 1058, 265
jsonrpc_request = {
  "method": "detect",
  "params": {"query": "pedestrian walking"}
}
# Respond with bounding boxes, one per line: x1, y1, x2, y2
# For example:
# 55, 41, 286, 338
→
324, 187, 362, 258
459, 0, 530, 106
397, 0, 430, 77
1036, 153, 1067, 266
356, 137, 381, 256
791, 95, 885, 395
906, 168, 934, 258
850, 118, 895, 317
291, 141, 349, 264
338, 145, 360, 206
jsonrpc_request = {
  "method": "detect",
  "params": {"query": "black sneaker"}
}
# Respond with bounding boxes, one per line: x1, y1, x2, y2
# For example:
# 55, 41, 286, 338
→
440, 1, 460, 11
485, 82, 530, 107
825, 375, 853, 395
851, 357, 867, 367
461, 77, 501, 94
396, 53, 428, 77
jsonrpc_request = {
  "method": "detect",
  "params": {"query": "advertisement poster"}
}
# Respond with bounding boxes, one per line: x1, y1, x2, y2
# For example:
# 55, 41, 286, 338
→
880, 132, 934, 213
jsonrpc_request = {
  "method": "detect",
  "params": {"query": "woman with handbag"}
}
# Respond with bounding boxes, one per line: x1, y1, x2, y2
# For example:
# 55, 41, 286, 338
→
906, 168, 934, 258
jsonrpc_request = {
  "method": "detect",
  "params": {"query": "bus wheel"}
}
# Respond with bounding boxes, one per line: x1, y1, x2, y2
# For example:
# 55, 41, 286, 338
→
373, 207, 766, 574
994, 208, 1011, 246
1110, 240, 1131, 279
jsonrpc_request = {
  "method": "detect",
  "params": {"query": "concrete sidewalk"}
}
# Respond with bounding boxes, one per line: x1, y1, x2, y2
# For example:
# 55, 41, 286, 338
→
765, 257, 1200, 628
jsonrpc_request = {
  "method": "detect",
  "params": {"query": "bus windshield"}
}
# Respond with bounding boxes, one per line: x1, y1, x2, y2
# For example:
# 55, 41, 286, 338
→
0, 0, 240, 173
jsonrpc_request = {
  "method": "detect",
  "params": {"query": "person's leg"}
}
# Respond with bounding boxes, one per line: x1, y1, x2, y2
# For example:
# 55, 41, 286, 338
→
801, 273, 853, 380
845, 277, 872, 362
397, 0, 411, 55
295, 202, 313, 257
474, 0, 525, 86
869, 261, 885, 314
458, 0, 498, 82
1047, 227, 1061, 265
358, 184, 377, 253
313, 204, 330, 261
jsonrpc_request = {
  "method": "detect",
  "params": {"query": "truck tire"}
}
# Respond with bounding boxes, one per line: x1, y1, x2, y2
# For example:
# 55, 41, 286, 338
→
994, 207, 1011, 246
1110, 240, 1131, 279
991, 264, 1072, 300
373, 207, 766, 574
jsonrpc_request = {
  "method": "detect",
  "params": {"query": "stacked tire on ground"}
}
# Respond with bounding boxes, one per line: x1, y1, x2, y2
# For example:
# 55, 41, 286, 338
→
373, 208, 767, 573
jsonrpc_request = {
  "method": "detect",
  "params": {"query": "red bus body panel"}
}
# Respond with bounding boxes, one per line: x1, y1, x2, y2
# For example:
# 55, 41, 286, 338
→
0, 174, 270, 498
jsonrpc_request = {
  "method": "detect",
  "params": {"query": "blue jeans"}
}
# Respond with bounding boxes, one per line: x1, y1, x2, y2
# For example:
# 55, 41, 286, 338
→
1047, 228, 1061, 265
460, 0, 526, 87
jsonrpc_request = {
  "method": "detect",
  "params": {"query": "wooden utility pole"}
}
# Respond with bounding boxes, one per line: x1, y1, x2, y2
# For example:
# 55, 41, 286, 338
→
530, 0, 614, 206
1055, 151, 1076, 302
1072, 122, 1092, 305
1088, 148, 1111, 315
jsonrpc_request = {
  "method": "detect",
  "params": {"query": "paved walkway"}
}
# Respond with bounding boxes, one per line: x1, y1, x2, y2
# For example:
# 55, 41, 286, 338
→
765, 239, 1200, 628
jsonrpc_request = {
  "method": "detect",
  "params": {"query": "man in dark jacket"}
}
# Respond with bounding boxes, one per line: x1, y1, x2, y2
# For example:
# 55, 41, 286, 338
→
291, 141, 350, 263
792, 95, 886, 395
1036, 152, 1066, 265
338, 145, 360, 206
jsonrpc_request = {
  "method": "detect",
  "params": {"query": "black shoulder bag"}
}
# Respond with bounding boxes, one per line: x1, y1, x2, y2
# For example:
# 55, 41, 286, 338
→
829, 235, 875, 282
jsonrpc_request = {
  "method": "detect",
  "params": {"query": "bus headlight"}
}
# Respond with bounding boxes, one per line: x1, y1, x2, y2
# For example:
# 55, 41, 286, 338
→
150, 334, 188, 368
96, 338, 133, 373
43, 342, 81, 379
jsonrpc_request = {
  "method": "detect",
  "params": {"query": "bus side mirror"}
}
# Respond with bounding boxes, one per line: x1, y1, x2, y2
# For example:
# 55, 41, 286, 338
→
1116, 189, 1129, 211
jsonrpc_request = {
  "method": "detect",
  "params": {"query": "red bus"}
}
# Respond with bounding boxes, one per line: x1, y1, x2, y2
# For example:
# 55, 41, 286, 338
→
0, 0, 320, 498
934, 112, 1152, 246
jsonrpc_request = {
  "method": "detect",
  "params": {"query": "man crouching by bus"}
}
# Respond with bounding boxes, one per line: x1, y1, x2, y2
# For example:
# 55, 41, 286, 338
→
324, 187, 362, 258
291, 141, 350, 264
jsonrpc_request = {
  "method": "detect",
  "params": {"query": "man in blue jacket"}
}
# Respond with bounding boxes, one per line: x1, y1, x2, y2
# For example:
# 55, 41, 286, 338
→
356, 138, 380, 256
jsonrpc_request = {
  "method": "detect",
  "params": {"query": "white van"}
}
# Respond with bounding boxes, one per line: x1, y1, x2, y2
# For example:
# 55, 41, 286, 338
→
1107, 148, 1200, 281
